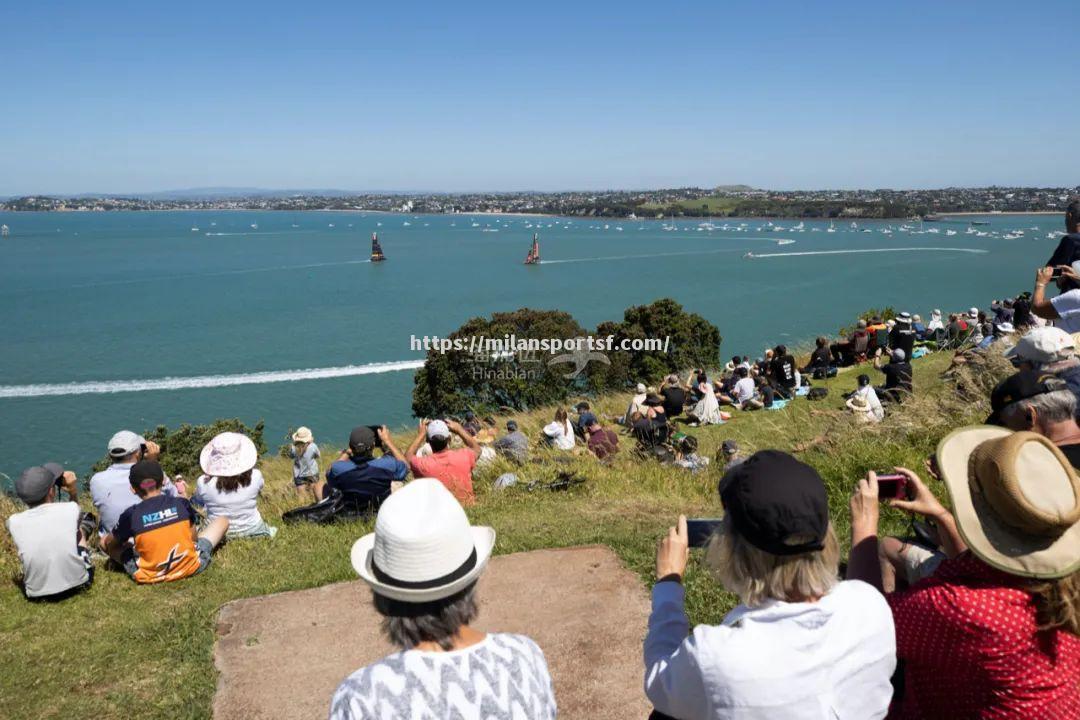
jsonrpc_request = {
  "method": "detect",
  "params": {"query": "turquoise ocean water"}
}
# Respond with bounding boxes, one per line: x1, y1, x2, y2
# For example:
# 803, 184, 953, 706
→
0, 210, 1060, 479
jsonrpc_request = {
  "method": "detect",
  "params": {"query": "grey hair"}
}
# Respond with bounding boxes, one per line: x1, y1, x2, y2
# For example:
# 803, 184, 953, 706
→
373, 583, 478, 651
1001, 389, 1078, 427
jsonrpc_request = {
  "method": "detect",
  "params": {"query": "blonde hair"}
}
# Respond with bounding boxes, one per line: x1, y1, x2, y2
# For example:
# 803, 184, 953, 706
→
1029, 572, 1080, 637
705, 515, 840, 607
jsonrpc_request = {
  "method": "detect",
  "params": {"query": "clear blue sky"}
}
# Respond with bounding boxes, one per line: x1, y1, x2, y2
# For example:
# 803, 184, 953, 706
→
2, 0, 1075, 194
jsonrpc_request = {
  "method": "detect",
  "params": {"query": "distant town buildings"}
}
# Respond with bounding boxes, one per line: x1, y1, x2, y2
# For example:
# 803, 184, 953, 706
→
2, 185, 1077, 218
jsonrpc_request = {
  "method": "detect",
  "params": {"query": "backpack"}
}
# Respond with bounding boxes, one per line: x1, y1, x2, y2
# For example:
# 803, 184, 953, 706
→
282, 488, 379, 525
807, 387, 829, 401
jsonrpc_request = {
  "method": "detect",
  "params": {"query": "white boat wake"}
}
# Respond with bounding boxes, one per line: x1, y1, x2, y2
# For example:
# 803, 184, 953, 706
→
540, 248, 742, 264
0, 360, 426, 399
750, 247, 988, 259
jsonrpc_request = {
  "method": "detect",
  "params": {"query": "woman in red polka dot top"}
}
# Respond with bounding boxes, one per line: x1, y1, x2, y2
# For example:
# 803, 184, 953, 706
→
848, 427, 1080, 719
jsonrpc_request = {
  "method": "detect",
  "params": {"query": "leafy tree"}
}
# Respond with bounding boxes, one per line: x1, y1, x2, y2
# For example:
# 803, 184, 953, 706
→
90, 418, 266, 480
595, 298, 722, 386
411, 309, 590, 417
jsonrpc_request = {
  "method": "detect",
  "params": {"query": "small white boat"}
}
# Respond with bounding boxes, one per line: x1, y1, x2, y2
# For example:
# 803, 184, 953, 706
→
191, 227, 199, 232
1, 224, 9, 237
250, 223, 258, 229
328, 223, 335, 227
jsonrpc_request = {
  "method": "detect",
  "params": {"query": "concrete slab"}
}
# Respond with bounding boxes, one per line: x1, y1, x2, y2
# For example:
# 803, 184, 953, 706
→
213, 545, 652, 719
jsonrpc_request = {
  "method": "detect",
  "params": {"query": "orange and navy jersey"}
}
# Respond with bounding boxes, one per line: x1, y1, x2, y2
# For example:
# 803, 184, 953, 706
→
113, 495, 200, 584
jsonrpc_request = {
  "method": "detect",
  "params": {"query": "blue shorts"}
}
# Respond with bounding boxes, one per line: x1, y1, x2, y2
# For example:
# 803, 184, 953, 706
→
123, 537, 213, 578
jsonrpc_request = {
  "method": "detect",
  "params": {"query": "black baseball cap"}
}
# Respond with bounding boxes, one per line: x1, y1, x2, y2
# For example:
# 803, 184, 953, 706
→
349, 425, 376, 453
987, 370, 1064, 425
718, 450, 828, 556
129, 459, 164, 491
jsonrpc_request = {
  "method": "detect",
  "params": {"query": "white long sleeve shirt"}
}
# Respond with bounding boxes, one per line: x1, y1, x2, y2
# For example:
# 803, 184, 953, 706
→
644, 579, 896, 719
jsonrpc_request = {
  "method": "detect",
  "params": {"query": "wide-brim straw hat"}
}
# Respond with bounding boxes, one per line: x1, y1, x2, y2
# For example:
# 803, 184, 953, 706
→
936, 426, 1080, 579
350, 479, 496, 603
292, 426, 314, 443
200, 432, 258, 477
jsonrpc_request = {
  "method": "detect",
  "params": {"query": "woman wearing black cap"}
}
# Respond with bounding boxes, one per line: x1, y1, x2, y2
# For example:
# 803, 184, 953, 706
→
644, 450, 897, 719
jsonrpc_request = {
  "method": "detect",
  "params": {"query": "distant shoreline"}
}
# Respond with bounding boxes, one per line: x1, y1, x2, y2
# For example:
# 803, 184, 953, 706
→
932, 211, 1060, 216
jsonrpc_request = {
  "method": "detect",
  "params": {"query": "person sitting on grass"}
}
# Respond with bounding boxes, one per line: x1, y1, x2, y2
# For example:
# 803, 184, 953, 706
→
660, 375, 688, 421
103, 460, 228, 585
830, 319, 869, 366
288, 426, 320, 500
461, 410, 482, 437
720, 366, 763, 410
492, 420, 529, 464
319, 426, 408, 510
193, 432, 277, 539
890, 312, 917, 360
644, 451, 896, 719
847, 428, 1080, 718
541, 407, 576, 451
407, 419, 482, 504
851, 374, 885, 422
686, 373, 724, 425
770, 344, 798, 398
875, 348, 913, 403
331, 479, 557, 720
672, 435, 709, 472
6, 464, 95, 600
90, 429, 181, 536
987, 370, 1080, 468
754, 375, 776, 408
583, 413, 619, 460
620, 382, 649, 425
717, 439, 745, 472
1006, 326, 1080, 402
571, 402, 592, 440
802, 336, 832, 375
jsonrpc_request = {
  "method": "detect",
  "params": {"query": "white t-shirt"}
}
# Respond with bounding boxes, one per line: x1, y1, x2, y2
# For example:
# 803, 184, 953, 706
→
543, 419, 575, 450
6, 502, 90, 598
734, 377, 756, 404
193, 469, 266, 536
329, 632, 557, 720
645, 579, 896, 719
1051, 290, 1080, 333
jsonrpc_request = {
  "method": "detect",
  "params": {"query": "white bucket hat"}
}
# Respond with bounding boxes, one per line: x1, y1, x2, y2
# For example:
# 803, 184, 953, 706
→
351, 479, 495, 603
199, 432, 258, 477
291, 426, 314, 443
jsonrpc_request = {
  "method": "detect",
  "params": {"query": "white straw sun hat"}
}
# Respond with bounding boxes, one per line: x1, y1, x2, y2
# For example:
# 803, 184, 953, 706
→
291, 426, 314, 443
351, 478, 496, 603
199, 432, 258, 477
937, 426, 1080, 579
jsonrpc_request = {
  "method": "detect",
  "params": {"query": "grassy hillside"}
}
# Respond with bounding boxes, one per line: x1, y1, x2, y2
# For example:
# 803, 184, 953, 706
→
0, 349, 1006, 719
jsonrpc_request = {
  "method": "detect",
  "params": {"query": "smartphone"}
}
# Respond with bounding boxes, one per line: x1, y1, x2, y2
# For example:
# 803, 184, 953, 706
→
686, 518, 723, 548
1052, 267, 1064, 279
876, 473, 908, 500
366, 425, 384, 448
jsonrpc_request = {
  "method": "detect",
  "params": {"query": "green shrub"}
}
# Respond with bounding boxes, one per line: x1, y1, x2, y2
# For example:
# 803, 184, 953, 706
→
89, 418, 266, 480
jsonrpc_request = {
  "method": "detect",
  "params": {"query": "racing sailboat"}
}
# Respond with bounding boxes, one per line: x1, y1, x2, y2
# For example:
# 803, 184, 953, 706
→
370, 232, 386, 262
523, 233, 540, 265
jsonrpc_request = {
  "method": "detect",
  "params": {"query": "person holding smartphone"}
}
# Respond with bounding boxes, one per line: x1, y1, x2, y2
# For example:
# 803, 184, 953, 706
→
847, 427, 1080, 718
644, 451, 896, 719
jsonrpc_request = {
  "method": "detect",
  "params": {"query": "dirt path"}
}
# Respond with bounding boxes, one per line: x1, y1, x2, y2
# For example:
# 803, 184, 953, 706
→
213, 545, 652, 719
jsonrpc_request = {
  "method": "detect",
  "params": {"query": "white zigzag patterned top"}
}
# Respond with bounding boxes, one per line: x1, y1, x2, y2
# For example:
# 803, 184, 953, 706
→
329, 632, 557, 720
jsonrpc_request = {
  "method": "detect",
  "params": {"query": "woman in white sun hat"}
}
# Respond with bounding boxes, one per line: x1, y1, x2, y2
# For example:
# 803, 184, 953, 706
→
329, 479, 556, 720
848, 427, 1080, 718
193, 432, 276, 538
